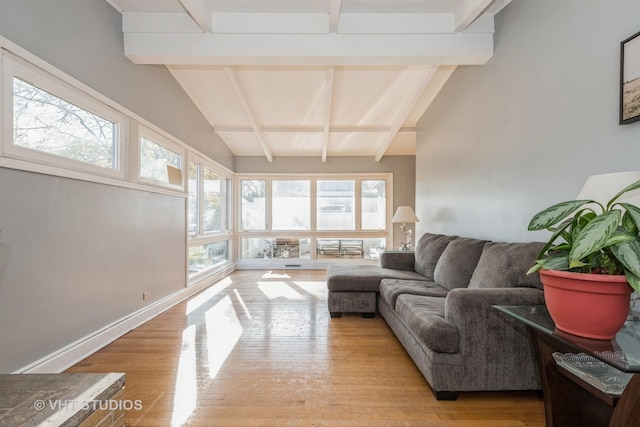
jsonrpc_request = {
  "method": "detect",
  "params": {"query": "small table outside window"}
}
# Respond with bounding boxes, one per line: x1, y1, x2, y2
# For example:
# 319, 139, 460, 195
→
494, 305, 640, 427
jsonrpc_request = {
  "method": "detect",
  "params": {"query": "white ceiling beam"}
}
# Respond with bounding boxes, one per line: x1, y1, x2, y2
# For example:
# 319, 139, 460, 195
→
123, 12, 203, 33
455, 0, 494, 31
322, 67, 335, 162
338, 13, 453, 34
212, 13, 328, 34
178, 0, 212, 33
223, 67, 273, 162
215, 125, 417, 133
329, 0, 342, 33
375, 68, 438, 162
124, 32, 494, 66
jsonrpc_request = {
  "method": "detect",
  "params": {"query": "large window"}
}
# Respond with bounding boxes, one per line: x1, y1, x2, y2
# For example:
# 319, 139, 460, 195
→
241, 179, 266, 231
188, 154, 233, 281
3, 50, 127, 177
317, 180, 355, 230
139, 136, 182, 185
13, 77, 118, 170
272, 180, 311, 230
362, 179, 387, 230
238, 174, 391, 264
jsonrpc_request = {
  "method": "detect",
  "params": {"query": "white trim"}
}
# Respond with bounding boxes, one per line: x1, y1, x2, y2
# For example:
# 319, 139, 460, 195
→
17, 264, 236, 374
0, 156, 187, 199
0, 36, 233, 187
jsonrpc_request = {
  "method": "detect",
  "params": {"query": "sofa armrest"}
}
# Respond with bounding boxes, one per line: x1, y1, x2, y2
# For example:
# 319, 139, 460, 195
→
380, 252, 415, 271
444, 288, 545, 388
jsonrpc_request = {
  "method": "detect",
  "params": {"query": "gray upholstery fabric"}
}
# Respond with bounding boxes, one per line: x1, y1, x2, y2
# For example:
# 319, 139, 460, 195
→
380, 251, 415, 271
468, 241, 545, 289
433, 237, 488, 291
413, 233, 457, 280
444, 287, 544, 391
396, 294, 458, 353
328, 292, 376, 314
326, 265, 425, 292
379, 279, 449, 308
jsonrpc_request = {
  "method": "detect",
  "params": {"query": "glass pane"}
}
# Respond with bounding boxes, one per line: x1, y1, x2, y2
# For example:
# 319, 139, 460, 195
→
140, 137, 181, 183
272, 180, 310, 230
317, 180, 355, 230
13, 77, 116, 169
316, 238, 386, 259
203, 167, 222, 232
188, 241, 229, 276
187, 161, 199, 235
362, 180, 387, 230
225, 178, 233, 231
240, 237, 311, 260
241, 179, 266, 231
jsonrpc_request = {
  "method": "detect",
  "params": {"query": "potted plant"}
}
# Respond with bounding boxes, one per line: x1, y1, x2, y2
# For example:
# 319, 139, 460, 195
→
527, 178, 640, 339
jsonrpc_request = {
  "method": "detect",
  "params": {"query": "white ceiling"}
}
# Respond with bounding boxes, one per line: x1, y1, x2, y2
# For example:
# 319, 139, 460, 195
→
106, 0, 510, 161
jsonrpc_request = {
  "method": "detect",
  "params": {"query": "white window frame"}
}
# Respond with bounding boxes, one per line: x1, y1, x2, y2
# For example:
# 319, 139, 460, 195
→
1, 50, 127, 179
137, 125, 186, 191
187, 151, 234, 283
236, 173, 392, 266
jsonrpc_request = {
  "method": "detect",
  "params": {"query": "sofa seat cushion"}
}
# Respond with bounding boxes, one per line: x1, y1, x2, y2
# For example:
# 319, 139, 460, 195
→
326, 265, 425, 292
468, 241, 546, 289
413, 233, 458, 280
433, 237, 488, 291
396, 294, 458, 353
379, 279, 449, 308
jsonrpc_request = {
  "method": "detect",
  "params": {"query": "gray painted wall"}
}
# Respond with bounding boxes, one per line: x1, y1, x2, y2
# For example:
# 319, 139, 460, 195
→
416, 0, 640, 243
235, 155, 416, 248
0, 0, 227, 372
0, 169, 186, 372
0, 0, 233, 169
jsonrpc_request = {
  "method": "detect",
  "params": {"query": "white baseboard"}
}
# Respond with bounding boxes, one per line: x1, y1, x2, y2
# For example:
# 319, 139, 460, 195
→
16, 264, 236, 374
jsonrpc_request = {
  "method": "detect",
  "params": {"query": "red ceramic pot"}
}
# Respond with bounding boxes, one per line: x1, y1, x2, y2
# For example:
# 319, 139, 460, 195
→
540, 269, 632, 340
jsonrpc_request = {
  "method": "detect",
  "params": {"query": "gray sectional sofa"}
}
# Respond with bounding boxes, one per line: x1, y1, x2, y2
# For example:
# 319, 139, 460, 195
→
325, 233, 545, 400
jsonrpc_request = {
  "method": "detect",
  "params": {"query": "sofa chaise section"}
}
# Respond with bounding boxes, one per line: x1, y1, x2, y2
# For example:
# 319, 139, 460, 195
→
326, 233, 546, 400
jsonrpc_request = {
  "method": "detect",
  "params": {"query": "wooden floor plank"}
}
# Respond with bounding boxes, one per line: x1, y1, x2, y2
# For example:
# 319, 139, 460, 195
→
67, 270, 545, 426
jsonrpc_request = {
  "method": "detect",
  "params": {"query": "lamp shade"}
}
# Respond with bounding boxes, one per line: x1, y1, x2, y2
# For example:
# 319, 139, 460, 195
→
577, 171, 640, 206
392, 206, 420, 223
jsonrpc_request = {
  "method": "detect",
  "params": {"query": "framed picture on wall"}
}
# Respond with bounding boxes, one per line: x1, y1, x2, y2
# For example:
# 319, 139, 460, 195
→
620, 30, 640, 124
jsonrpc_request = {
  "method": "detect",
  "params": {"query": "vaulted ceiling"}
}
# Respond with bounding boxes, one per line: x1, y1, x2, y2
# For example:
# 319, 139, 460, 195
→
106, 0, 510, 161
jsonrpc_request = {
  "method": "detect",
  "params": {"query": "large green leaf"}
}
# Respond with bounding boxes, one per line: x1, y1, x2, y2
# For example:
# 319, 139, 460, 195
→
527, 253, 570, 275
610, 238, 640, 278
620, 203, 640, 232
528, 200, 593, 231
569, 210, 621, 262
625, 271, 640, 293
602, 230, 635, 247
535, 216, 575, 260
607, 179, 640, 210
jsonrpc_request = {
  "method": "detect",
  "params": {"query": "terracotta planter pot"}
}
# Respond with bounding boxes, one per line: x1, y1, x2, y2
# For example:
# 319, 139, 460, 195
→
540, 269, 632, 340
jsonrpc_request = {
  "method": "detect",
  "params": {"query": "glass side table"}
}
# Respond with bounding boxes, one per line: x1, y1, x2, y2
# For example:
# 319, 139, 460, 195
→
495, 305, 640, 427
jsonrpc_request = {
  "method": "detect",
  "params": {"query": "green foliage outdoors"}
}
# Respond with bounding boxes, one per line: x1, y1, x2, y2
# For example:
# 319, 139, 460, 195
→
527, 179, 640, 292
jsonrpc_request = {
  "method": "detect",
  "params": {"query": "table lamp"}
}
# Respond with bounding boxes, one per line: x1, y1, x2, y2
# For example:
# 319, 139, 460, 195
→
392, 206, 420, 250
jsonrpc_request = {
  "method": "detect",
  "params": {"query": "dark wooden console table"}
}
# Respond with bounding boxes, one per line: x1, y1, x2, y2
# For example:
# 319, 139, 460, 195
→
495, 305, 640, 427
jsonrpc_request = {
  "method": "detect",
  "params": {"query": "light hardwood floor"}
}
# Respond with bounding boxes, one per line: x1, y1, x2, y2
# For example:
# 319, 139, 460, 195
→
67, 270, 545, 426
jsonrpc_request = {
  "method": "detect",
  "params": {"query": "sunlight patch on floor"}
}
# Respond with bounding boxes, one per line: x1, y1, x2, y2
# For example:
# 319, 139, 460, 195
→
186, 276, 233, 315
293, 281, 328, 299
170, 325, 197, 427
261, 271, 291, 279
258, 281, 305, 300
205, 295, 243, 379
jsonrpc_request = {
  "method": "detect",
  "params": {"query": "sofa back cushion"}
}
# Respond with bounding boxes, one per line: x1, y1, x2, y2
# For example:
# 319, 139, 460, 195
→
468, 241, 546, 289
413, 233, 457, 280
433, 237, 488, 290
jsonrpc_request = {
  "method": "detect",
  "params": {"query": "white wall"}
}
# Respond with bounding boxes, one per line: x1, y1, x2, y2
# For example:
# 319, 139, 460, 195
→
416, 0, 640, 243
